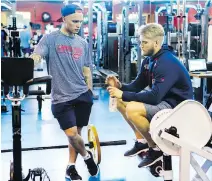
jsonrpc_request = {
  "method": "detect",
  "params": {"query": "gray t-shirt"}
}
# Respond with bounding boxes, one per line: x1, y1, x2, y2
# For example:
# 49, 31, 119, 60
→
34, 30, 92, 104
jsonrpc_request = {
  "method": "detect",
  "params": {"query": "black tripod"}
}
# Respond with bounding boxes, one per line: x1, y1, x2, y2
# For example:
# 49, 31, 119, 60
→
7, 17, 21, 57
1, 57, 52, 181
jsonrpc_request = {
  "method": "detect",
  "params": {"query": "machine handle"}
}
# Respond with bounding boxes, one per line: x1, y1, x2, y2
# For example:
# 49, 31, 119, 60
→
6, 94, 25, 102
24, 75, 52, 95
26, 75, 52, 86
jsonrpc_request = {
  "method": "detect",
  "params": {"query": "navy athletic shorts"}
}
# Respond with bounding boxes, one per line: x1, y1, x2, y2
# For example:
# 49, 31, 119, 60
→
51, 90, 93, 130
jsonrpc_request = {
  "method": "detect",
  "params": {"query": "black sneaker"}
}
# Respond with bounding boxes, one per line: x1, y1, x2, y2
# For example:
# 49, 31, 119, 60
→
84, 150, 99, 176
138, 148, 163, 168
65, 165, 82, 181
124, 141, 149, 157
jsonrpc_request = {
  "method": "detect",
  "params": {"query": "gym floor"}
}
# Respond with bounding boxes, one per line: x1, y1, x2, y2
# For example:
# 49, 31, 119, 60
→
1, 64, 212, 181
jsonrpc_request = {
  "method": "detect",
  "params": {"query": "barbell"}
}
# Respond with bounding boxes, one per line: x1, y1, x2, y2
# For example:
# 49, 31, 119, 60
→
1, 124, 127, 164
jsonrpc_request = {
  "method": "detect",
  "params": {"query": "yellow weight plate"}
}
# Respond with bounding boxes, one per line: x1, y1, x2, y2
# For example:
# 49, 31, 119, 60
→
88, 125, 101, 164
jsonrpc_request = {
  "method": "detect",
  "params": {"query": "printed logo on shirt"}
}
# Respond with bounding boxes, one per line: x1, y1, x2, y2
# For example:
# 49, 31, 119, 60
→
57, 45, 72, 52
160, 78, 165, 82
72, 47, 83, 61
153, 77, 165, 84
144, 64, 149, 70
152, 78, 155, 84
56, 45, 83, 60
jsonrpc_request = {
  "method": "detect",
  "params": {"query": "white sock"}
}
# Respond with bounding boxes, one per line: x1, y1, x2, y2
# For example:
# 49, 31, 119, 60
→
67, 163, 75, 167
153, 147, 160, 151
83, 152, 91, 160
137, 139, 147, 144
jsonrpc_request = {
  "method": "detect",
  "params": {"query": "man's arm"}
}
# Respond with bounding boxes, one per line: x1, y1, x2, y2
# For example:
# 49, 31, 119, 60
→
121, 71, 148, 92
30, 34, 49, 66
122, 63, 178, 105
83, 43, 93, 91
121, 58, 149, 92
83, 66, 93, 91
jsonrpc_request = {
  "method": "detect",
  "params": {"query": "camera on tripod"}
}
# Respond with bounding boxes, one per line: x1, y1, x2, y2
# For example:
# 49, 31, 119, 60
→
7, 17, 21, 57
8, 17, 19, 38
10, 30, 19, 38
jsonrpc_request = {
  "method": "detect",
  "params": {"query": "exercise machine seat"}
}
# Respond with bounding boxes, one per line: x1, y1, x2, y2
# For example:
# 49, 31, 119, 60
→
150, 100, 212, 156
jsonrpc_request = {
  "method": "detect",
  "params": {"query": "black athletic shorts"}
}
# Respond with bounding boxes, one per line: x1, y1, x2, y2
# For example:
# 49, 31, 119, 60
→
51, 90, 93, 130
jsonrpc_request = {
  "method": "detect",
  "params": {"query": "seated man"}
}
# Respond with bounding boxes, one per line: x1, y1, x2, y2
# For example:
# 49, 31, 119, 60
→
106, 23, 193, 168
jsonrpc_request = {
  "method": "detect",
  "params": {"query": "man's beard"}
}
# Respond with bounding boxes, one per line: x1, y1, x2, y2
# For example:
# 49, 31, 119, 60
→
143, 47, 155, 57
64, 24, 75, 35
66, 28, 74, 35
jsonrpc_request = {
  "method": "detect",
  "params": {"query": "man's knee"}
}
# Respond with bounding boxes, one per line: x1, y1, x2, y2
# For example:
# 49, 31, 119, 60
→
117, 99, 125, 111
64, 126, 78, 139
77, 127, 82, 135
126, 102, 146, 120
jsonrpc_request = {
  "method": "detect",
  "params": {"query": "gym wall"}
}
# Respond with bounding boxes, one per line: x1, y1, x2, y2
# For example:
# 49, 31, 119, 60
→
11, 1, 212, 33
15, 2, 97, 35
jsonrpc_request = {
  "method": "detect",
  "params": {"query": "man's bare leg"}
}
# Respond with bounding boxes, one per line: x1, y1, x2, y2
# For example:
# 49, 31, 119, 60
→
125, 101, 156, 147
125, 101, 164, 167
65, 126, 98, 177
68, 127, 82, 164
117, 99, 143, 139
65, 127, 87, 158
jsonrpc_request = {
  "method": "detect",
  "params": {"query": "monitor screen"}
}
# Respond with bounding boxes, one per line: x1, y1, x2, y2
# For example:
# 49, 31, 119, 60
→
1, 57, 34, 86
188, 59, 207, 72
108, 23, 116, 33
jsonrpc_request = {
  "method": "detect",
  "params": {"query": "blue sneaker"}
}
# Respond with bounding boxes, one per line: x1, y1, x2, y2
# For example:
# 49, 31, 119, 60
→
124, 141, 149, 157
138, 148, 163, 168
65, 165, 82, 181
84, 151, 99, 176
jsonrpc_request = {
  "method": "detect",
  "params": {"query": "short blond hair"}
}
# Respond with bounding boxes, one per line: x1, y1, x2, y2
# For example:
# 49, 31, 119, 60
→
138, 23, 165, 45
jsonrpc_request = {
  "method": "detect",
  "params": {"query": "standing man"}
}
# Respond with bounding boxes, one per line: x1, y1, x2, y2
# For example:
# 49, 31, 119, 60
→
30, 4, 98, 180
1, 23, 8, 57
20, 25, 31, 57
106, 23, 193, 168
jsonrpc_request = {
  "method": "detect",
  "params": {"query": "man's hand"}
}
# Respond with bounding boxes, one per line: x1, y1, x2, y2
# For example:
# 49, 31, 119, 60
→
107, 86, 123, 99
29, 53, 42, 66
105, 75, 121, 88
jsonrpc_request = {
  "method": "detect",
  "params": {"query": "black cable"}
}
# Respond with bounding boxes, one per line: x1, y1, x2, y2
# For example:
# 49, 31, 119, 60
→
41, 169, 51, 181
205, 88, 212, 109
30, 168, 50, 181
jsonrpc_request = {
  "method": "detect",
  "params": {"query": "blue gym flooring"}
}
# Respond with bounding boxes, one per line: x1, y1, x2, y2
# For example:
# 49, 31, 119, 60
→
1, 64, 212, 181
